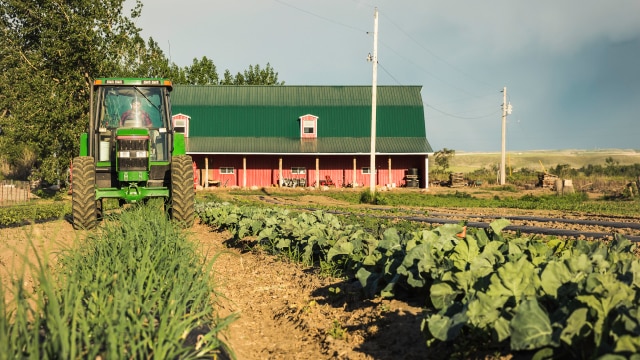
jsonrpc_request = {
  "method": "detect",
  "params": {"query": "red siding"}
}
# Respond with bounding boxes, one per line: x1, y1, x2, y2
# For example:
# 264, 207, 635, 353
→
192, 154, 427, 188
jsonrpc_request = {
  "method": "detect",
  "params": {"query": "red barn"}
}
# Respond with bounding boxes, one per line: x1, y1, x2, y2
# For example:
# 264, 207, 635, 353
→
170, 85, 434, 189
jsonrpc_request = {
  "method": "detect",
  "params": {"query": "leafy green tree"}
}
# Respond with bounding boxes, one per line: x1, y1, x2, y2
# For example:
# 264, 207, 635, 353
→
0, 0, 147, 183
236, 63, 283, 85
184, 56, 219, 85
433, 148, 455, 175
217, 63, 284, 86
220, 69, 235, 86
604, 156, 620, 176
0, 0, 284, 184
177, 60, 283, 86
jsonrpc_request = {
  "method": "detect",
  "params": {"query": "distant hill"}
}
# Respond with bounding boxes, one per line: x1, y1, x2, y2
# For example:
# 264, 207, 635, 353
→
448, 149, 640, 173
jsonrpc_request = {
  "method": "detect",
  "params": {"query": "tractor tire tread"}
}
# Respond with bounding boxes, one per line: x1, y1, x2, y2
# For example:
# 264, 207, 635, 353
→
72, 156, 98, 230
171, 155, 195, 227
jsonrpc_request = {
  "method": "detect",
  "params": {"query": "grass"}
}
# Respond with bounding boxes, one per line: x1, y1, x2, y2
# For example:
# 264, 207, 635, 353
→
449, 149, 640, 173
199, 187, 640, 218
0, 202, 235, 359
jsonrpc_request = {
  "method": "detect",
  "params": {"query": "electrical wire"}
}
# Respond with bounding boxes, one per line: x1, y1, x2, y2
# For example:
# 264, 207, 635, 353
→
271, 0, 507, 121
425, 103, 501, 120
377, 62, 402, 85
380, 12, 496, 90
378, 39, 484, 98
272, 0, 368, 34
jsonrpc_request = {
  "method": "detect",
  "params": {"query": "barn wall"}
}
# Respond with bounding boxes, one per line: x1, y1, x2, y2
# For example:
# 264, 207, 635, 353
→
191, 154, 427, 188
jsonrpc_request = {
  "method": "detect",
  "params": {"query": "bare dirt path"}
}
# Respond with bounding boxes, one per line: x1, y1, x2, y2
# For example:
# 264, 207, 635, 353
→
0, 221, 86, 300
190, 221, 428, 360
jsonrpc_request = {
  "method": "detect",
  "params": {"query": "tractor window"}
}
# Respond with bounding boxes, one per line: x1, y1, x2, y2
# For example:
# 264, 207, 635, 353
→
98, 87, 167, 129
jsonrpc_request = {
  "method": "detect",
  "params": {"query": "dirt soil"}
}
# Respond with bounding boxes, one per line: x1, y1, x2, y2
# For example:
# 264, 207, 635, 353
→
0, 219, 429, 360
2, 183, 638, 359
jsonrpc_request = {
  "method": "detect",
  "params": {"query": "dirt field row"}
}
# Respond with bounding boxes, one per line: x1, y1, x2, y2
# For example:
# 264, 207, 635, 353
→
0, 219, 429, 359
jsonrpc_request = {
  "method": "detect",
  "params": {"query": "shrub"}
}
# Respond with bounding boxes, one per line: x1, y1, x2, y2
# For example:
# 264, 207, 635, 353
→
359, 189, 387, 205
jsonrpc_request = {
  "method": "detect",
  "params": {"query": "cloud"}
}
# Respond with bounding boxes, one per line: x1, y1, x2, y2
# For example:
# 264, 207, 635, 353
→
133, 0, 640, 151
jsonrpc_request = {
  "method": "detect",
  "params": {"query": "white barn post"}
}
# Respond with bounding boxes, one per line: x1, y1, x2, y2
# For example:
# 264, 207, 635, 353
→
243, 156, 247, 188
315, 157, 320, 188
279, 158, 283, 187
205, 157, 209, 188
424, 156, 429, 189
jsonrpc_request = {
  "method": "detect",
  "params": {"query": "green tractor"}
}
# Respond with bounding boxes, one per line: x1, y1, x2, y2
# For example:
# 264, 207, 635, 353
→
72, 78, 194, 229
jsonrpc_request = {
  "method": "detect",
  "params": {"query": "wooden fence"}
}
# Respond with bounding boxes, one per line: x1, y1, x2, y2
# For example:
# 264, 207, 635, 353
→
0, 180, 32, 205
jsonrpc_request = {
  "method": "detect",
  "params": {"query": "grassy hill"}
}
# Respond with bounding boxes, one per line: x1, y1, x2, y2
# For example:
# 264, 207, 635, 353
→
448, 149, 640, 173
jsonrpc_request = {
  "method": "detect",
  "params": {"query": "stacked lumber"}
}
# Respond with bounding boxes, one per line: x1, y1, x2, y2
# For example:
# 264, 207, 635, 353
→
537, 173, 558, 188
449, 172, 465, 187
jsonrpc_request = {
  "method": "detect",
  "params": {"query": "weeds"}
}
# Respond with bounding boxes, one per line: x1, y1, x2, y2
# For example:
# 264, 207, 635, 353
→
327, 320, 347, 340
359, 189, 388, 205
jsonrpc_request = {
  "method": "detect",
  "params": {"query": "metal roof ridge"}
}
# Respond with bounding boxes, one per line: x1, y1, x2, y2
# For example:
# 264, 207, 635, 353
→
173, 84, 422, 87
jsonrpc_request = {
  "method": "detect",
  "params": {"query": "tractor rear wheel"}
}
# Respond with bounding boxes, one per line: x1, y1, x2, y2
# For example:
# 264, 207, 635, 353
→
72, 156, 98, 230
170, 155, 195, 227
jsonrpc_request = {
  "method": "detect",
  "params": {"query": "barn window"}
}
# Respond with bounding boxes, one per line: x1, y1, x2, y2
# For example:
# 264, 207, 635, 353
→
362, 167, 371, 174
220, 167, 234, 174
303, 120, 315, 134
291, 167, 306, 175
172, 113, 190, 137
174, 120, 186, 133
299, 114, 318, 139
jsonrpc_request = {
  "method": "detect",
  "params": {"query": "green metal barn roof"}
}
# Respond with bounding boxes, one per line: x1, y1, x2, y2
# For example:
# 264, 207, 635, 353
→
171, 85, 433, 154
185, 137, 430, 154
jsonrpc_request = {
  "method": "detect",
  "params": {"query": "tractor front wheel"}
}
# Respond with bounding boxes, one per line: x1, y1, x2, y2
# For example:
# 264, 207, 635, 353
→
72, 156, 98, 230
170, 155, 195, 227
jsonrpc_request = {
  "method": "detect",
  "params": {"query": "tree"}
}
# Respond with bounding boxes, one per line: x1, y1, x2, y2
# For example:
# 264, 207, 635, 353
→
0, 0, 285, 184
184, 56, 219, 85
236, 63, 283, 85
0, 0, 147, 183
217, 63, 284, 86
220, 69, 235, 86
433, 148, 455, 175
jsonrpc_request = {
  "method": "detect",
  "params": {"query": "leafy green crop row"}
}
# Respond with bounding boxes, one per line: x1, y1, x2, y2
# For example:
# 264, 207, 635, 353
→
196, 201, 640, 358
0, 203, 234, 359
0, 202, 69, 227
251, 189, 640, 217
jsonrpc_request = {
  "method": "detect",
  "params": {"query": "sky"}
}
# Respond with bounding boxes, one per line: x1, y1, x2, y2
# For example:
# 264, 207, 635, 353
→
131, 0, 640, 152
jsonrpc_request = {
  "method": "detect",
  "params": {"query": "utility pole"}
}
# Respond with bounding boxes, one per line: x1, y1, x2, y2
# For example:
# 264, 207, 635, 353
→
368, 7, 379, 194
500, 87, 512, 185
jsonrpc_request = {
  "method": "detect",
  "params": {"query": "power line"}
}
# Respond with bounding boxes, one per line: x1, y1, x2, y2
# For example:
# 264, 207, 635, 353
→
380, 12, 496, 90
378, 39, 484, 98
270, 1, 502, 121
345, 0, 376, 9
379, 39, 501, 119
272, 0, 368, 33
377, 62, 402, 85
425, 103, 501, 120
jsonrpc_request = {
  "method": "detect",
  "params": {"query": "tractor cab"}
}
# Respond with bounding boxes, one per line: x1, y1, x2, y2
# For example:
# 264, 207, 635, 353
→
95, 82, 171, 163
72, 78, 194, 230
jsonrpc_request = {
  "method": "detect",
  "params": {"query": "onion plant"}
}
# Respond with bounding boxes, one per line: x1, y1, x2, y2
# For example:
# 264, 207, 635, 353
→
0, 202, 235, 359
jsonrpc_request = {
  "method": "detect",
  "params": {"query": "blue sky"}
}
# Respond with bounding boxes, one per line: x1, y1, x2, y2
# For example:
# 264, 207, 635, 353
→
132, 0, 640, 152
